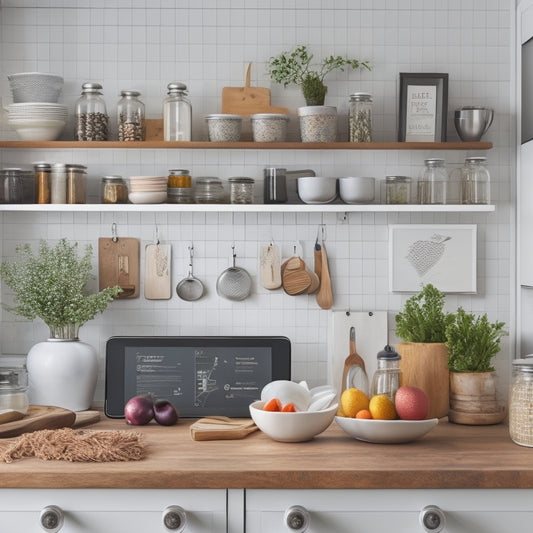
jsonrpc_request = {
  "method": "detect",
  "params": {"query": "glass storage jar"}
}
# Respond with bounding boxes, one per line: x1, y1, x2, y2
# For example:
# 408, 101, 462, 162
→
385, 176, 412, 204
1, 168, 24, 204
418, 158, 448, 204
66, 164, 87, 204
163, 82, 192, 141
370, 345, 403, 401
168, 169, 191, 188
34, 163, 51, 204
229, 177, 254, 204
75, 82, 109, 141
194, 177, 225, 204
100, 175, 128, 204
460, 156, 490, 205
167, 169, 193, 204
509, 359, 533, 447
117, 90, 145, 141
50, 163, 67, 203
349, 92, 372, 142
0, 366, 29, 415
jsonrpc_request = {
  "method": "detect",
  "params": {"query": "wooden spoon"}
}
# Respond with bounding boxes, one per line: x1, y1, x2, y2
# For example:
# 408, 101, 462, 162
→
306, 268, 320, 294
341, 326, 369, 394
316, 241, 333, 309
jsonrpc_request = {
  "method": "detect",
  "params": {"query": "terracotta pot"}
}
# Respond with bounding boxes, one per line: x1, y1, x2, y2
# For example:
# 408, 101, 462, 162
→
396, 342, 449, 419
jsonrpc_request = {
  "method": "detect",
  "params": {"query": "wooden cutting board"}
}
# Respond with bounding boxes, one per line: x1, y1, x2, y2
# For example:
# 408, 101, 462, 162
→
190, 416, 258, 441
221, 63, 289, 116
98, 237, 140, 298
144, 243, 172, 299
0, 406, 101, 438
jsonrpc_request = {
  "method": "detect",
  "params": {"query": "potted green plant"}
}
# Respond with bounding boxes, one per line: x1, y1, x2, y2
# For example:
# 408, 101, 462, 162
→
394, 284, 455, 419
446, 307, 507, 425
0, 238, 122, 411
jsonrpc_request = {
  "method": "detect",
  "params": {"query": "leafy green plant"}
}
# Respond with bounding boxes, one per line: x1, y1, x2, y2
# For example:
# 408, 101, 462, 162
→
268, 45, 371, 106
446, 307, 506, 373
395, 284, 454, 343
0, 239, 122, 338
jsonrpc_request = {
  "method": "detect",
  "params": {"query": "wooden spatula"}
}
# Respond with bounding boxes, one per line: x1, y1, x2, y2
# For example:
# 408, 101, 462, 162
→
341, 327, 369, 394
190, 416, 258, 441
316, 241, 333, 309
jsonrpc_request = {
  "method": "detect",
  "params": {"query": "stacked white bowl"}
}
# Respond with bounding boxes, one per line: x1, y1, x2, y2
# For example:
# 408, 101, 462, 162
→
128, 176, 168, 204
6, 72, 67, 141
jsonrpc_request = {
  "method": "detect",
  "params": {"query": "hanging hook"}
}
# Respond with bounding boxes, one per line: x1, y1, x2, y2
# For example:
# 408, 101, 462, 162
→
154, 225, 160, 245
111, 222, 118, 243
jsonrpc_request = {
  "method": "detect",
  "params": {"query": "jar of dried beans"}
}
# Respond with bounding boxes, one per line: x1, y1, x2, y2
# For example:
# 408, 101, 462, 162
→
75, 82, 109, 141
117, 90, 145, 141
349, 92, 372, 142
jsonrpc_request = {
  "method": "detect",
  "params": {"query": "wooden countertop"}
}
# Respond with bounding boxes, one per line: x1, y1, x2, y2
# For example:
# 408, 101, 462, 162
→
0, 416, 531, 490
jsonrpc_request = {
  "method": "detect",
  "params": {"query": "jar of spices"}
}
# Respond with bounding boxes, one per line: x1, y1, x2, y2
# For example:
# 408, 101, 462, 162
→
509, 359, 533, 447
418, 158, 448, 204
0, 366, 29, 416
167, 169, 194, 204
194, 177, 225, 204
349, 92, 372, 142
460, 156, 490, 205
75, 82, 109, 141
163, 82, 192, 141
50, 163, 67, 203
385, 176, 412, 204
117, 90, 145, 141
34, 163, 51, 204
101, 175, 128, 204
370, 345, 403, 401
66, 164, 87, 204
168, 169, 191, 188
229, 177, 255, 204
1, 168, 24, 204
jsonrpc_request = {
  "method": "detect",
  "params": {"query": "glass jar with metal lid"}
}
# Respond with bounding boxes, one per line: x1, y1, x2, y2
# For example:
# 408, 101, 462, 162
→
460, 156, 490, 205
75, 82, 109, 141
229, 177, 255, 204
509, 359, 533, 447
370, 345, 403, 401
349, 92, 372, 142
418, 158, 448, 204
0, 168, 24, 204
163, 82, 192, 141
66, 164, 87, 204
34, 163, 51, 204
194, 177, 225, 204
0, 366, 29, 415
168, 169, 192, 188
101, 175, 128, 204
385, 176, 412, 204
50, 163, 67, 203
117, 90, 145, 141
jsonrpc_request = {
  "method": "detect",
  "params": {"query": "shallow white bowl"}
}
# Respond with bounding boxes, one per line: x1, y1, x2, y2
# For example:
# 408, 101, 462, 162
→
338, 176, 375, 204
297, 176, 337, 204
128, 191, 167, 204
8, 119, 65, 141
249, 400, 337, 442
335, 416, 438, 444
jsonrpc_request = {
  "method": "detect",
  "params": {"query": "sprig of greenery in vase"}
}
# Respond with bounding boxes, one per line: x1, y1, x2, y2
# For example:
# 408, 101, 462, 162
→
268, 45, 371, 106
0, 239, 122, 339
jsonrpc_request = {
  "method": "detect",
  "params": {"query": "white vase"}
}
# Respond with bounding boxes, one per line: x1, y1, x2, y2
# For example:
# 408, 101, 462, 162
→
26, 337, 98, 412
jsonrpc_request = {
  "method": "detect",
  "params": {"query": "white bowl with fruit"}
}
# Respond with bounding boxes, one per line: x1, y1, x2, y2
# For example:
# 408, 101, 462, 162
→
335, 385, 438, 444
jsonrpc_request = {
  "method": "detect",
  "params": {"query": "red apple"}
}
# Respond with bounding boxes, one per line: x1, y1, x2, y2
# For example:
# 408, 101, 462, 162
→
394, 386, 429, 420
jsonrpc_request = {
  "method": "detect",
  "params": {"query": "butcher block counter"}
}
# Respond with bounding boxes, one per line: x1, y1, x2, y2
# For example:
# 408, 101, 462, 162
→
0, 415, 531, 490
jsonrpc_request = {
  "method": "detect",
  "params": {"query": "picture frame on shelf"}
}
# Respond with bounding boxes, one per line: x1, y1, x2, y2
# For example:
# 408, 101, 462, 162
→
388, 224, 477, 293
398, 73, 448, 142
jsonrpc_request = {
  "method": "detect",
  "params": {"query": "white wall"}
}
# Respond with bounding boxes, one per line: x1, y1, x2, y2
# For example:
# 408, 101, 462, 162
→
0, 0, 514, 405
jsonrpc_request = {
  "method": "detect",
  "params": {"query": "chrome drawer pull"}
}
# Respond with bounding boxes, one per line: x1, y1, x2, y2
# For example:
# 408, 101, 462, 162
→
162, 505, 188, 532
284, 505, 310, 532
419, 505, 446, 532
40, 505, 64, 533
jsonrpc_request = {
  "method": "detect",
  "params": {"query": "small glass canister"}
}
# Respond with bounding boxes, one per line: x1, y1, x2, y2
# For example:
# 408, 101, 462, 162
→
418, 158, 448, 204
229, 177, 254, 204
117, 90, 145, 141
101, 175, 128, 204
385, 176, 412, 204
0, 366, 29, 415
66, 164, 87, 204
75, 82, 109, 141
167, 169, 193, 204
349, 92, 372, 142
509, 359, 533, 447
34, 163, 51, 204
460, 156, 490, 205
194, 177, 226, 204
168, 169, 191, 188
50, 163, 67, 203
1, 168, 24, 204
370, 345, 403, 401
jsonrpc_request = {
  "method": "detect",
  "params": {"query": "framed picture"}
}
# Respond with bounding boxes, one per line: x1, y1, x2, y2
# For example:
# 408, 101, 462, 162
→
389, 224, 477, 293
398, 73, 448, 142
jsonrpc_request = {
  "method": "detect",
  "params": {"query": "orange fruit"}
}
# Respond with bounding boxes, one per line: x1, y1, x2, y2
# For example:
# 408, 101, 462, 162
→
369, 394, 397, 420
355, 409, 373, 419
340, 388, 370, 418
281, 402, 296, 412
263, 398, 282, 411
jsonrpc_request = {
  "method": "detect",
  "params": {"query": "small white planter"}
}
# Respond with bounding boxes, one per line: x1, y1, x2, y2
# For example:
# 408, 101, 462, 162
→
297, 106, 337, 142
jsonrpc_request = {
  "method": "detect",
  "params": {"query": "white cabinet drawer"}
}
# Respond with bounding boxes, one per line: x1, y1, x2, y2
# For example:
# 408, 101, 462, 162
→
245, 489, 533, 533
0, 489, 227, 533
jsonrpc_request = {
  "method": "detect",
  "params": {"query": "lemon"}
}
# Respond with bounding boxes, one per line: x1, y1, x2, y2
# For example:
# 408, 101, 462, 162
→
369, 394, 397, 420
340, 388, 369, 418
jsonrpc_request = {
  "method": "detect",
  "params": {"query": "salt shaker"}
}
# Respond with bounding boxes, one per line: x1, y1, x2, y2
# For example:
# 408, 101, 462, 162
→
370, 345, 403, 401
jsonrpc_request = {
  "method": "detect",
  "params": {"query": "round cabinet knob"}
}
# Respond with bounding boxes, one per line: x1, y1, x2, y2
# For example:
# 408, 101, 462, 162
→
419, 505, 446, 533
162, 505, 188, 532
284, 505, 310, 532
40, 505, 64, 533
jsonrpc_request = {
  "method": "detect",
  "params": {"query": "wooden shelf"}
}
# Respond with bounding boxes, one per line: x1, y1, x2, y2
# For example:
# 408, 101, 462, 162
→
0, 140, 493, 150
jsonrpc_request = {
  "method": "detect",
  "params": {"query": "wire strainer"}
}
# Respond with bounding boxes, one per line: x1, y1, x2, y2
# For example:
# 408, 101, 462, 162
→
216, 245, 252, 301
176, 245, 205, 301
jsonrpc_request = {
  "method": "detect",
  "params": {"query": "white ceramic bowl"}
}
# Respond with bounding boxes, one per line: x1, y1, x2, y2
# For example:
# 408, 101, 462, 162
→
335, 416, 438, 444
297, 176, 337, 204
8, 119, 65, 141
338, 176, 375, 204
128, 191, 167, 204
250, 401, 338, 442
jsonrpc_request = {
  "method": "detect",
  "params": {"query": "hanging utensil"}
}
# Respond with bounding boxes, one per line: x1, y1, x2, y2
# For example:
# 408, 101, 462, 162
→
316, 229, 333, 310
282, 245, 311, 295
341, 326, 369, 395
145, 226, 171, 300
176, 245, 205, 301
314, 225, 323, 286
259, 241, 282, 290
216, 245, 252, 301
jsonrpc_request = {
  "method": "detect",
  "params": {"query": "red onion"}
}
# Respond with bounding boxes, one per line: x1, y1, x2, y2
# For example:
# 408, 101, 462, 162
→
124, 394, 154, 425
153, 399, 179, 426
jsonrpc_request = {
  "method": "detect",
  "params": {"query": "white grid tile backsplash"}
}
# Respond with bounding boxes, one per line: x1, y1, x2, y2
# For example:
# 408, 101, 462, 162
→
0, 0, 514, 405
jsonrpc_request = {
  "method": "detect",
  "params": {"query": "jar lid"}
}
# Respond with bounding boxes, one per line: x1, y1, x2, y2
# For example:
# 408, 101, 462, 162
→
0, 366, 28, 391
250, 113, 289, 121
229, 177, 255, 183
386, 176, 411, 182
81, 82, 103, 93
424, 158, 445, 166
350, 92, 372, 101
51, 163, 67, 169
66, 164, 87, 170
196, 176, 222, 183
169, 169, 190, 175
377, 344, 401, 360
33, 162, 52, 170
205, 114, 242, 121
465, 156, 487, 163
102, 175, 125, 182
0, 167, 21, 174
167, 82, 188, 94
120, 90, 141, 97
512, 358, 533, 372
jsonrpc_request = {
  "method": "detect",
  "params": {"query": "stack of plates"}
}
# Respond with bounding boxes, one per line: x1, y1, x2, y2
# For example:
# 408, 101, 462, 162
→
128, 176, 168, 204
6, 103, 68, 141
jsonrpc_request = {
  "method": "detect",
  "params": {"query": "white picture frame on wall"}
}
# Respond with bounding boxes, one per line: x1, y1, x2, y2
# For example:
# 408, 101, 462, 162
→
389, 224, 477, 293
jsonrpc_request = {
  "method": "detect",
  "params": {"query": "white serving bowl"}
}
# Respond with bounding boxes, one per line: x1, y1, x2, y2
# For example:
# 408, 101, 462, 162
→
297, 176, 337, 204
7, 72, 64, 103
128, 191, 167, 204
338, 176, 375, 204
335, 416, 438, 444
8, 119, 65, 141
261, 380, 313, 412
250, 400, 338, 442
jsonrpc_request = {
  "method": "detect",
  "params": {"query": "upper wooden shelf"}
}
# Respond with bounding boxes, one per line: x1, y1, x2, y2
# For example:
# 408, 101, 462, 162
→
0, 140, 493, 150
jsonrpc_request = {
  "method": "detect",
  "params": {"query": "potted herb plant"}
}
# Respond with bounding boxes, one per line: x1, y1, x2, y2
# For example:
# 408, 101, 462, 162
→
394, 284, 454, 419
268, 45, 371, 142
0, 239, 122, 411
446, 307, 507, 425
